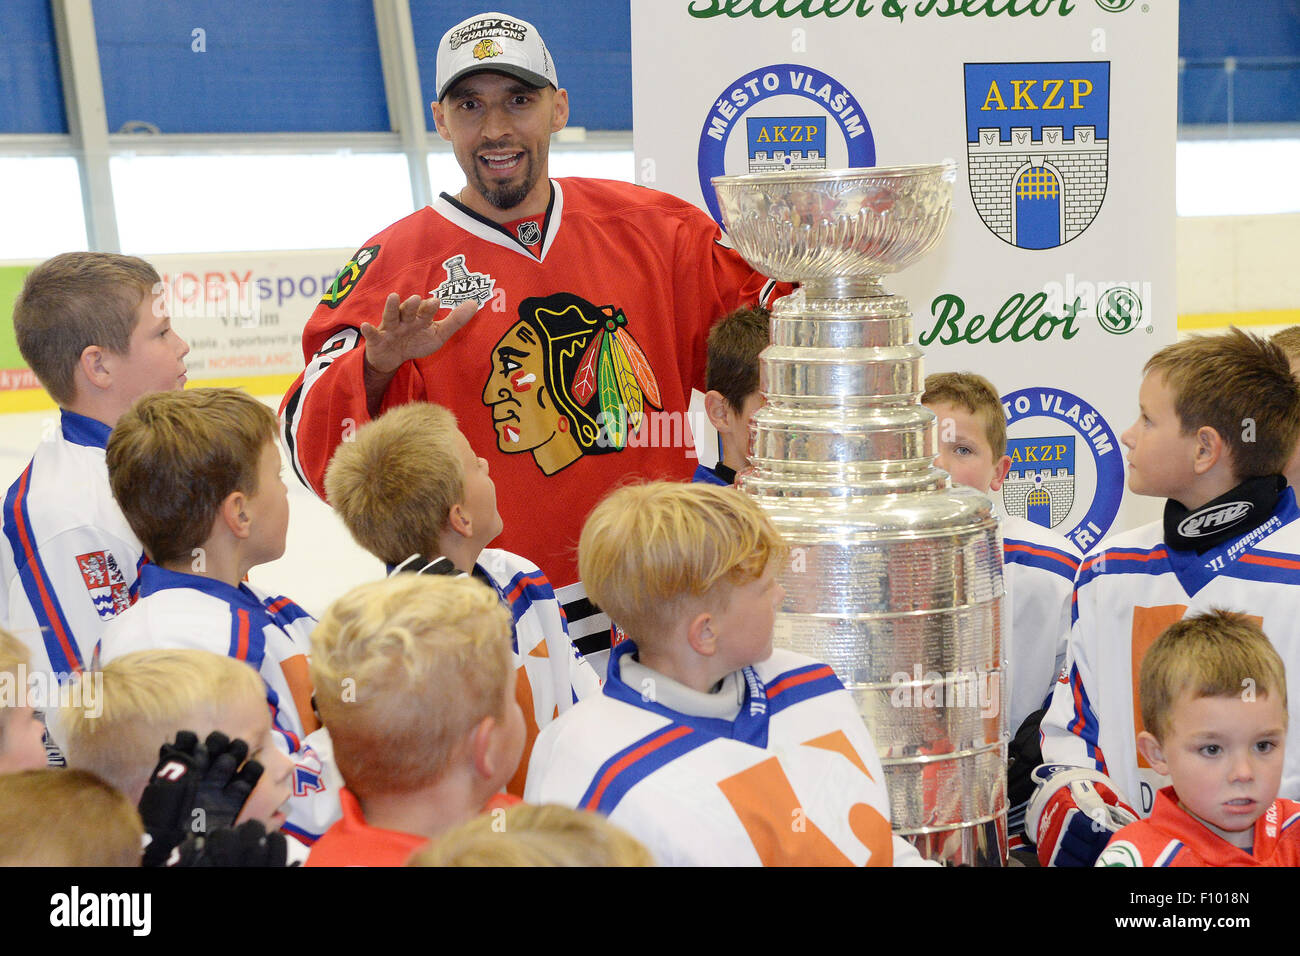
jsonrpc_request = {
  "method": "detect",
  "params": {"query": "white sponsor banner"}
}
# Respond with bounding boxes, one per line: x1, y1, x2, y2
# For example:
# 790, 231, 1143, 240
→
149, 250, 351, 384
632, 0, 1176, 548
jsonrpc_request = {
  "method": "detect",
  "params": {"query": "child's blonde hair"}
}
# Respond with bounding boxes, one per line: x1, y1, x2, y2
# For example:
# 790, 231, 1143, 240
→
0, 768, 144, 866
1139, 608, 1288, 742
324, 403, 466, 565
12, 252, 162, 406
921, 371, 1006, 458
1143, 329, 1300, 481
0, 629, 29, 739
408, 803, 655, 867
106, 388, 280, 566
60, 648, 267, 802
579, 482, 788, 645
310, 574, 513, 799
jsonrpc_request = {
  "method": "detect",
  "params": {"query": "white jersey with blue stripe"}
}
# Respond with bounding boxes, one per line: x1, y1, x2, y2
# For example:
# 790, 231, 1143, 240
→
1001, 514, 1080, 731
525, 641, 930, 866
1039, 489, 1300, 819
97, 565, 339, 844
1, 410, 144, 683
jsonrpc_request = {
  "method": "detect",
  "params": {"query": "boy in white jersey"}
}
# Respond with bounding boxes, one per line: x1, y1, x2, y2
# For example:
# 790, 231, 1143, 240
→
1028, 328, 1300, 866
525, 482, 931, 866
921, 372, 1080, 847
324, 402, 599, 797
1, 253, 188, 757
97, 388, 335, 845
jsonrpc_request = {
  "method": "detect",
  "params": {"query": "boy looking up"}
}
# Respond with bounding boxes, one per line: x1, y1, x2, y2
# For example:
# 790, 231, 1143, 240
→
325, 402, 599, 796
98, 387, 334, 844
697, 307, 769, 486
1028, 329, 1300, 867
307, 574, 524, 866
1098, 609, 1299, 866
2, 253, 188, 709
525, 482, 931, 866
1270, 326, 1300, 492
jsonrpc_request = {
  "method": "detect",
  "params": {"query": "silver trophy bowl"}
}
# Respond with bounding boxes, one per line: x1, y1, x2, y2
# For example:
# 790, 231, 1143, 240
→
713, 162, 1007, 867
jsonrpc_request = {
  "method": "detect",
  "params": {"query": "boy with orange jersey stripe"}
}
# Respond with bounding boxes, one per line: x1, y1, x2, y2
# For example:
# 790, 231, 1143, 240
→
525, 482, 933, 866
1028, 330, 1300, 867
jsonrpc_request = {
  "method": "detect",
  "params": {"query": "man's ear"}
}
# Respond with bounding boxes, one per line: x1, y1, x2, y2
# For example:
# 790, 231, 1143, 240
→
1136, 731, 1169, 776
703, 390, 734, 434
550, 88, 570, 134
220, 490, 251, 539
989, 454, 1012, 492
431, 100, 451, 142
1193, 425, 1226, 476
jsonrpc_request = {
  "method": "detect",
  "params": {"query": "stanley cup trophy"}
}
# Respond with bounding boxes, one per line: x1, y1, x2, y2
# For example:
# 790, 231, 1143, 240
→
713, 164, 1007, 866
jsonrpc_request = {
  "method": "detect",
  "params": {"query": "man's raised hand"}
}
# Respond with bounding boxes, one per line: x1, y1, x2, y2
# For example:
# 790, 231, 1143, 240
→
360, 293, 479, 376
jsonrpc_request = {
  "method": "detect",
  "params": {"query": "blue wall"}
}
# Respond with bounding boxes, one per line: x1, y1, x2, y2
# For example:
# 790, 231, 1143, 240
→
0, 1, 1294, 135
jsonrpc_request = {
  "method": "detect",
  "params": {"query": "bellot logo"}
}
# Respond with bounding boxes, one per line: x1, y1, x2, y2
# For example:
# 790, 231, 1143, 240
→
1177, 501, 1253, 538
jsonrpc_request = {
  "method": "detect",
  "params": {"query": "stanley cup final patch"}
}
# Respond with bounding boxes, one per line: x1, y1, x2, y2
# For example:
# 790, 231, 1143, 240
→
432, 255, 496, 308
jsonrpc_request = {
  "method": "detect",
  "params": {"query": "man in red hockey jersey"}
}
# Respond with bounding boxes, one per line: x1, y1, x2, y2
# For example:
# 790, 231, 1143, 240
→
281, 12, 781, 650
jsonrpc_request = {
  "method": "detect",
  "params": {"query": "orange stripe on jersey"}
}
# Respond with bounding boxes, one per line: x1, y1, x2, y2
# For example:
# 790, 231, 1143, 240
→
506, 663, 541, 797
801, 730, 874, 782
13, 468, 80, 673
279, 653, 320, 735
766, 665, 834, 699
232, 611, 250, 661
1130, 605, 1189, 767
528, 640, 549, 658
1241, 553, 1300, 570
583, 725, 693, 812
505, 573, 548, 605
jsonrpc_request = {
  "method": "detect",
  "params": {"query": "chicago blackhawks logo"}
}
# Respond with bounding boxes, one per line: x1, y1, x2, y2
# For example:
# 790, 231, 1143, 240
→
320, 244, 380, 309
482, 293, 662, 476
473, 38, 503, 60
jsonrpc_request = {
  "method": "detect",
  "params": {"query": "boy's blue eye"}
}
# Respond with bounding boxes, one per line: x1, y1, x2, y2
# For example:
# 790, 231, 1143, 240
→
1256, 740, 1277, 754
1199, 744, 1221, 756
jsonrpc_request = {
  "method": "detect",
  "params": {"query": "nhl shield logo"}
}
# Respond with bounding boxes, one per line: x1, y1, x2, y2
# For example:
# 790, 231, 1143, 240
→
963, 62, 1111, 249
433, 254, 495, 308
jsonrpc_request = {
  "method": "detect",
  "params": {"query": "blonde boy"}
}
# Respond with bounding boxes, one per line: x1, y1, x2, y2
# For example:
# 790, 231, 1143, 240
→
2, 253, 188, 711
525, 482, 931, 866
409, 802, 655, 867
324, 402, 598, 795
60, 649, 291, 819
1098, 610, 1299, 866
306, 574, 524, 866
1029, 329, 1300, 867
697, 306, 769, 486
0, 629, 49, 774
1271, 326, 1300, 492
922, 372, 1080, 735
99, 388, 334, 844
0, 769, 144, 866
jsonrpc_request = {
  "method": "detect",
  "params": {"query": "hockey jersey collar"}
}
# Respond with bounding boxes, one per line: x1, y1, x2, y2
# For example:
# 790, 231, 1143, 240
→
1164, 474, 1286, 553
60, 409, 112, 449
433, 180, 562, 262
137, 562, 269, 613
1162, 485, 1300, 595
604, 638, 771, 748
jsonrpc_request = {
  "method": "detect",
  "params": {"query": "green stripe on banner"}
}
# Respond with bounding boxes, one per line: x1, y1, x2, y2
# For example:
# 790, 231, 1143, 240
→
0, 265, 35, 371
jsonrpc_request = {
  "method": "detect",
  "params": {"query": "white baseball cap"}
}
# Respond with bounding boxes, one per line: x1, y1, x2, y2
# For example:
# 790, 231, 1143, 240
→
435, 12, 558, 101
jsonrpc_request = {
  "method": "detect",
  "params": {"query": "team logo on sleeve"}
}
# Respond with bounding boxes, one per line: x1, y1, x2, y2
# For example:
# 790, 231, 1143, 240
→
483, 293, 662, 475
320, 244, 380, 309
433, 254, 496, 307
1097, 840, 1141, 866
964, 62, 1110, 249
76, 551, 130, 620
